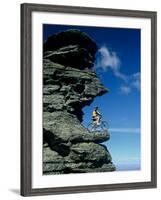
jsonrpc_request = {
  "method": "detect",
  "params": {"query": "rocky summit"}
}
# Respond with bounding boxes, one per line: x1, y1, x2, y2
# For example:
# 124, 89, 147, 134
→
43, 29, 116, 174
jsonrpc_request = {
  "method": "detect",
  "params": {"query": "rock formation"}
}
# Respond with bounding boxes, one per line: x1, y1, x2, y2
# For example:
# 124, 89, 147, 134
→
43, 29, 115, 174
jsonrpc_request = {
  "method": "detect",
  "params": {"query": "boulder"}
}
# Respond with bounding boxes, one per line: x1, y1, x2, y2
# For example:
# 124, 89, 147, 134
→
43, 29, 115, 174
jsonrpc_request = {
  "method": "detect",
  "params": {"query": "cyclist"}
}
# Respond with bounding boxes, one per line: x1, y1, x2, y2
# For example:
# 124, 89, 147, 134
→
92, 106, 102, 126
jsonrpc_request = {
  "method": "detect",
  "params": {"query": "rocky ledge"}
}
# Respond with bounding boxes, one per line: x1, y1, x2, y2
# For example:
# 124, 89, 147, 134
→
43, 29, 115, 174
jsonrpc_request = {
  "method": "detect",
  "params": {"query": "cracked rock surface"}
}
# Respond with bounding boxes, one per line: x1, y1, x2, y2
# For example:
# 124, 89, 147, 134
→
43, 29, 115, 174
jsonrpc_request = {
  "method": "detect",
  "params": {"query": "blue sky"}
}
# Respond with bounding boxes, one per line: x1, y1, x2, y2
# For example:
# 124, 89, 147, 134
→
43, 24, 141, 171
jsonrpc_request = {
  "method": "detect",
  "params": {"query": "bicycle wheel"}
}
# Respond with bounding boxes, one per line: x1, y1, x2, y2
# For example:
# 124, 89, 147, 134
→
87, 123, 97, 132
87, 123, 93, 131
100, 121, 109, 130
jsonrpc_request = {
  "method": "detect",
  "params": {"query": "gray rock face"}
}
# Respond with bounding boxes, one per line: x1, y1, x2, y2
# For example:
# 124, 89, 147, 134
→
43, 61, 107, 121
43, 29, 115, 174
44, 29, 97, 69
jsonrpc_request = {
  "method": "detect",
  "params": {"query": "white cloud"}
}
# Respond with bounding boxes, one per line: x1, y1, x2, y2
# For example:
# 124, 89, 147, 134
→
114, 70, 127, 81
120, 85, 131, 94
120, 73, 140, 94
95, 46, 120, 70
94, 46, 127, 81
95, 46, 128, 80
130, 72, 140, 91
109, 128, 140, 134
94, 46, 140, 94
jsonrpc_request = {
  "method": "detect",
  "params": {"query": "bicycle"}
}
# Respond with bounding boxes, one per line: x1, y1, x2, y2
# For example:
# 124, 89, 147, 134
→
87, 116, 109, 132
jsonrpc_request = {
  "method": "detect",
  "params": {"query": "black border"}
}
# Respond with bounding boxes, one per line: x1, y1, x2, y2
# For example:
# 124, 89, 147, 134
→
21, 3, 157, 196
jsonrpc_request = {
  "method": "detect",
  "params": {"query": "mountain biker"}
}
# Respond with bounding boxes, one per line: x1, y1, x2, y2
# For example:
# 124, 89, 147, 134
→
92, 106, 102, 125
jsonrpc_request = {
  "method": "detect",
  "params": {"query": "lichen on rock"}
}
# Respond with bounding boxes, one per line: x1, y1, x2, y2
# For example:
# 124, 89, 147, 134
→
43, 29, 115, 174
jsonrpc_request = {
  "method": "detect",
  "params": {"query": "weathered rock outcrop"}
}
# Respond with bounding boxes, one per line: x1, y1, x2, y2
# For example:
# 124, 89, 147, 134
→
43, 29, 115, 174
